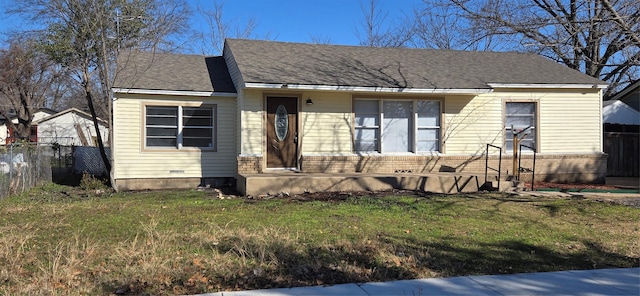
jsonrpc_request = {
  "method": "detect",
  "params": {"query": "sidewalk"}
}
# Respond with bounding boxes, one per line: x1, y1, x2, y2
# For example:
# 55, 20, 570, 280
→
197, 267, 639, 296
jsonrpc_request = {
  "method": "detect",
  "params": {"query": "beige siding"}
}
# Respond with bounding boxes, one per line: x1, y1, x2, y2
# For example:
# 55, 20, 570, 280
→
538, 91, 602, 153
234, 88, 602, 165
300, 92, 353, 154
443, 95, 502, 155
444, 89, 603, 155
240, 89, 264, 155
112, 94, 237, 180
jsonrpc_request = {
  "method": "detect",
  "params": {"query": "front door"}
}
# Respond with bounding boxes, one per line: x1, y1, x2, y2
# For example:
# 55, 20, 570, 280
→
266, 97, 298, 169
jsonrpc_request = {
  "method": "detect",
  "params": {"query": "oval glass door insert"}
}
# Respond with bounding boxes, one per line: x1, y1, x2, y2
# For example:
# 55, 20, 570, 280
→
275, 105, 288, 141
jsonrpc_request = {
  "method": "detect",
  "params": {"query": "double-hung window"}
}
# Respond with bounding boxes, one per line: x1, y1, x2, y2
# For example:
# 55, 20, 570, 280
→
145, 105, 216, 149
505, 102, 536, 152
354, 99, 441, 153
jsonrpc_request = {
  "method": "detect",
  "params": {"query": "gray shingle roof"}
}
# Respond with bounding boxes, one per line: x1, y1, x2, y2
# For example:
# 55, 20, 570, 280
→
225, 39, 605, 89
114, 51, 236, 93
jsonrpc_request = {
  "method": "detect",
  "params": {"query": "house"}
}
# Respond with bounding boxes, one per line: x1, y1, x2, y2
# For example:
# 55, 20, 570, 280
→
112, 39, 608, 193
603, 100, 640, 127
0, 108, 57, 144
33, 108, 109, 146
607, 79, 639, 112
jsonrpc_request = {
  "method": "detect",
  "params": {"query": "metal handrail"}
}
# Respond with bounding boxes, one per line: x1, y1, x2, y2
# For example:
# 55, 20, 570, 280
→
485, 144, 503, 191
517, 144, 537, 191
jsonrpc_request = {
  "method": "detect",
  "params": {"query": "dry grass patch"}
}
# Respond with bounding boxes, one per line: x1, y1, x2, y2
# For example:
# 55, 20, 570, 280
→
0, 186, 638, 295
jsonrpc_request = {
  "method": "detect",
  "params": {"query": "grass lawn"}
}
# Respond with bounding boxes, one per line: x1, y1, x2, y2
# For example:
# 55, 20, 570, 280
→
1, 183, 638, 295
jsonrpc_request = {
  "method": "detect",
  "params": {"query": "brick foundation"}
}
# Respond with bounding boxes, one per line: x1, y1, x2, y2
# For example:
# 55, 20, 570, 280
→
237, 155, 263, 174
299, 153, 607, 183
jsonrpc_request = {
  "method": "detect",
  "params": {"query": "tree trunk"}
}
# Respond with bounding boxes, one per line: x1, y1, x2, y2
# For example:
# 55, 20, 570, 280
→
85, 89, 112, 177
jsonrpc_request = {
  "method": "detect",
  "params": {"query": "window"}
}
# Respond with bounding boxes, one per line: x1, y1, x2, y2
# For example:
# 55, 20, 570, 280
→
505, 102, 536, 152
417, 101, 441, 152
354, 99, 441, 153
145, 105, 215, 149
354, 100, 380, 152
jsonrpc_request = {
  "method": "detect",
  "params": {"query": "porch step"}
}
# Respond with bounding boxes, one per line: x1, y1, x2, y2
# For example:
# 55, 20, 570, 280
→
237, 173, 483, 196
482, 180, 526, 192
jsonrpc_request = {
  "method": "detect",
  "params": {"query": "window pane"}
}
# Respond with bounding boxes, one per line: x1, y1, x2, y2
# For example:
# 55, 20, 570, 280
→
417, 128, 439, 151
354, 128, 378, 152
354, 141, 377, 151
147, 137, 176, 147
506, 103, 534, 115
354, 100, 379, 152
183, 107, 212, 117
146, 106, 177, 147
505, 102, 536, 151
183, 127, 213, 137
183, 107, 213, 127
146, 127, 177, 137
183, 117, 212, 126
417, 141, 438, 151
354, 100, 379, 114
147, 107, 177, 116
146, 116, 177, 126
383, 101, 412, 152
417, 100, 440, 127
506, 115, 534, 127
355, 114, 378, 126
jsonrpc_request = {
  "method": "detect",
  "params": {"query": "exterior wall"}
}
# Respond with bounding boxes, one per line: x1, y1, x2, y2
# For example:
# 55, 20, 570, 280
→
300, 154, 607, 183
240, 89, 264, 155
300, 91, 353, 154
0, 125, 7, 145
37, 112, 108, 146
444, 89, 603, 155
239, 88, 605, 183
112, 93, 237, 190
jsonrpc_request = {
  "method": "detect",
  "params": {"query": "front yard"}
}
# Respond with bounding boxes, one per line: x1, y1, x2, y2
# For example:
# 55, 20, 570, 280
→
1, 184, 638, 295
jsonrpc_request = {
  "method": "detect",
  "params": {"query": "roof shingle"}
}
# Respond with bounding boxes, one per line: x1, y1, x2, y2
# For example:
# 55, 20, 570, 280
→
114, 51, 236, 93
225, 39, 605, 89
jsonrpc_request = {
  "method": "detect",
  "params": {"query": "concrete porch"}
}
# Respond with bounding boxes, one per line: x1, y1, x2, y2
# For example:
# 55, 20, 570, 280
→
236, 172, 506, 196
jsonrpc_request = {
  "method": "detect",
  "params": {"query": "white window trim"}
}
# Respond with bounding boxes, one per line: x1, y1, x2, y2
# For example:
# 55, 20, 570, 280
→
354, 98, 442, 153
504, 101, 537, 153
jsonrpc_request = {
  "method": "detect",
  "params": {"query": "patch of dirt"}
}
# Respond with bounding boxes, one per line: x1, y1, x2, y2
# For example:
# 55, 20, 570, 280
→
526, 181, 621, 191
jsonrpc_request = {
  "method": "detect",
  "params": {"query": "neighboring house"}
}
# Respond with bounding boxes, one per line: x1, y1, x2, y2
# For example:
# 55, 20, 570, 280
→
607, 79, 639, 112
603, 100, 640, 127
112, 39, 608, 193
1, 108, 57, 144
33, 108, 109, 147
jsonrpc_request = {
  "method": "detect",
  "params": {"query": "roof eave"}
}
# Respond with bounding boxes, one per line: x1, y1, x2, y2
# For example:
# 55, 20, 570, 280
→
487, 83, 608, 89
244, 83, 492, 94
112, 88, 238, 98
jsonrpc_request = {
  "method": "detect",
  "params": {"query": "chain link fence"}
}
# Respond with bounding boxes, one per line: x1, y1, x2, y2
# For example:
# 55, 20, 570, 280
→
0, 143, 52, 199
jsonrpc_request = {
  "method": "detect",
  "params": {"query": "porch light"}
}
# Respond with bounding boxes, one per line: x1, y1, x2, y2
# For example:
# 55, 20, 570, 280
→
306, 98, 313, 105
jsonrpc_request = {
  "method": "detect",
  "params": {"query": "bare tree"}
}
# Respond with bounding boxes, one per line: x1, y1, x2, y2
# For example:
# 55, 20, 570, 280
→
409, 0, 511, 50
309, 34, 334, 45
0, 38, 63, 140
196, 1, 274, 55
9, 0, 190, 178
356, 0, 412, 47
412, 0, 640, 93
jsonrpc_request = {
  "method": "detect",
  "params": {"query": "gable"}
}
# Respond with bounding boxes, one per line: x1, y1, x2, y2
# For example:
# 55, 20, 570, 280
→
224, 39, 606, 90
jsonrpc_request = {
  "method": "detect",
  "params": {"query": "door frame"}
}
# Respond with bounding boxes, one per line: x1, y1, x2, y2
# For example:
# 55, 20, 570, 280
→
264, 94, 301, 170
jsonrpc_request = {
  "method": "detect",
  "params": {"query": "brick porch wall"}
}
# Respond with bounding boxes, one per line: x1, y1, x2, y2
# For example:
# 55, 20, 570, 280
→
237, 155, 263, 174
299, 153, 607, 183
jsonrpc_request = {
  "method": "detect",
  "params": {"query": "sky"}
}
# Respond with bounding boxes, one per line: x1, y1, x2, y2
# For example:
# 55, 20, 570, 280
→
0, 0, 423, 47
189, 0, 422, 46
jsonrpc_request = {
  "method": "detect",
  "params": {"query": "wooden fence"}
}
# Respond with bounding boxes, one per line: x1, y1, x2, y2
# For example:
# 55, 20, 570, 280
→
604, 132, 639, 177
